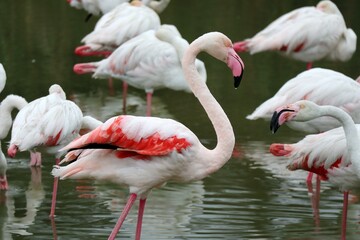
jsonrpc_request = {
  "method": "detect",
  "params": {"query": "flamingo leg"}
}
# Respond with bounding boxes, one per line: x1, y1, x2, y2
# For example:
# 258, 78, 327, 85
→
306, 62, 313, 70
49, 158, 60, 218
146, 92, 152, 117
135, 198, 147, 240
341, 191, 349, 240
108, 77, 114, 96
122, 82, 128, 114
0, 175, 8, 190
30, 151, 42, 167
108, 193, 137, 240
306, 172, 314, 184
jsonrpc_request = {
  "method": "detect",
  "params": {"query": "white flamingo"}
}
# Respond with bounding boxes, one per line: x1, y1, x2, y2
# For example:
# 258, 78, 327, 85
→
6, 84, 84, 217
270, 100, 360, 240
247, 68, 360, 133
52, 31, 244, 240
233, 0, 357, 69
74, 0, 170, 57
0, 95, 28, 190
74, 24, 207, 116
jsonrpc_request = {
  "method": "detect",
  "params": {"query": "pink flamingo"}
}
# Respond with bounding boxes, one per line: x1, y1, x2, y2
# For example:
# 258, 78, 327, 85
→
233, 0, 356, 69
74, 24, 207, 116
52, 31, 244, 240
6, 84, 84, 217
270, 100, 360, 240
247, 68, 360, 184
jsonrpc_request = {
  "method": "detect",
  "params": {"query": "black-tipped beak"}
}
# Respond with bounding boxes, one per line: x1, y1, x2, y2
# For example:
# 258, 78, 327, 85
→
270, 111, 280, 134
234, 69, 244, 89
270, 109, 295, 134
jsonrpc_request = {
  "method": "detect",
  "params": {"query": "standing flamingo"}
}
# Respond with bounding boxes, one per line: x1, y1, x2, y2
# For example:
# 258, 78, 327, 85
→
0, 95, 28, 190
6, 84, 84, 217
52, 31, 244, 240
74, 0, 170, 57
233, 0, 357, 69
270, 100, 360, 240
74, 24, 207, 116
247, 68, 360, 133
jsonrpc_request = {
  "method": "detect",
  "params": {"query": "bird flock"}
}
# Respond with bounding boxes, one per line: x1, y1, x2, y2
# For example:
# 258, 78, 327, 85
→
0, 0, 359, 239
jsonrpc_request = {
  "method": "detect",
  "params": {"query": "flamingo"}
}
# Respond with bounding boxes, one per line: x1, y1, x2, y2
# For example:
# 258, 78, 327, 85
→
6, 84, 84, 217
270, 100, 360, 240
74, 0, 170, 57
233, 0, 357, 69
0, 95, 28, 190
52, 31, 244, 240
74, 24, 207, 116
247, 68, 360, 133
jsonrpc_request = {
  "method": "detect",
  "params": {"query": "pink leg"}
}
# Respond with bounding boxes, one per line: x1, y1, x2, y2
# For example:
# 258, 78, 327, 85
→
49, 158, 60, 218
30, 151, 42, 167
341, 191, 349, 240
135, 198, 147, 240
306, 172, 314, 185
108, 193, 137, 240
146, 92, 152, 117
306, 62, 313, 70
122, 82, 128, 114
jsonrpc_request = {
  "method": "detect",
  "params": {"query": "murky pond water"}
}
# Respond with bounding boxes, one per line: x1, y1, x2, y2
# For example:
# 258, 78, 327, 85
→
1, 0, 360, 239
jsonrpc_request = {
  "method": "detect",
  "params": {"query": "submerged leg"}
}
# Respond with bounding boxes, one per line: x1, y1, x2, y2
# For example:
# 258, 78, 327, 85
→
135, 198, 147, 240
108, 193, 138, 240
122, 82, 128, 114
49, 158, 60, 217
146, 92, 153, 117
341, 191, 349, 240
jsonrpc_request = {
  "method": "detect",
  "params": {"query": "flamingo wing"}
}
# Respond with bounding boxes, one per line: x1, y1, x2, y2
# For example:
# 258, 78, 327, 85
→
11, 95, 83, 150
82, 2, 161, 47
62, 115, 196, 157
94, 29, 182, 87
248, 6, 345, 56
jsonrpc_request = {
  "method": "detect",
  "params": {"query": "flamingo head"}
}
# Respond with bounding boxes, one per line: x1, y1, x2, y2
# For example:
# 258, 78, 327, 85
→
270, 100, 323, 133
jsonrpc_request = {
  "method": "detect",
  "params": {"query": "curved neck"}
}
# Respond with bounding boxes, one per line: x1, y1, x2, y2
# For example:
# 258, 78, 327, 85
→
182, 40, 235, 175
148, 0, 170, 13
321, 106, 360, 170
1, 95, 27, 112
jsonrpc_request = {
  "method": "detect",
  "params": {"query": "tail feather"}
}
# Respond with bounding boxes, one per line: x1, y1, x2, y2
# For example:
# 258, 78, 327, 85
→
270, 143, 292, 156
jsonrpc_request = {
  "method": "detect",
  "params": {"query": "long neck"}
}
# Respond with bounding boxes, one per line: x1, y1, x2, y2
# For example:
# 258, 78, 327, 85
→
321, 106, 360, 172
1, 95, 27, 112
182, 40, 235, 175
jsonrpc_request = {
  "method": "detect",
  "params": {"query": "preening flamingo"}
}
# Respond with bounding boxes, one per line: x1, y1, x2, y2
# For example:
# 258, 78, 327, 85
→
247, 68, 360, 133
74, 0, 170, 57
270, 100, 360, 240
233, 0, 357, 69
0, 95, 28, 190
52, 31, 244, 240
74, 24, 207, 116
6, 84, 84, 217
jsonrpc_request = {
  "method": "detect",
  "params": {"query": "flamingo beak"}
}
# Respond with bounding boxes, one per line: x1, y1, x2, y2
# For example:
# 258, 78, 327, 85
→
270, 109, 295, 134
227, 48, 244, 89
234, 69, 243, 88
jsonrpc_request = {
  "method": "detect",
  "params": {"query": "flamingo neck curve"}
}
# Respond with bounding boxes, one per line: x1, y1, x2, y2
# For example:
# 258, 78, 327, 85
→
319, 106, 360, 176
182, 37, 235, 177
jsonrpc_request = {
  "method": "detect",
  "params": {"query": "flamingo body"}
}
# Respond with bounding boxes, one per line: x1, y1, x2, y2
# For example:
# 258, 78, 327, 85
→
54, 31, 244, 239
8, 84, 83, 157
234, 0, 356, 64
75, 1, 162, 56
247, 68, 360, 133
74, 24, 207, 115
67, 0, 128, 16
